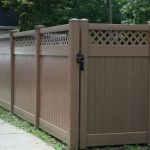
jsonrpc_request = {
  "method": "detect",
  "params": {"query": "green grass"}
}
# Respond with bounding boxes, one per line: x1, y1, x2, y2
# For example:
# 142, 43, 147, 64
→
0, 106, 149, 150
90, 145, 150, 150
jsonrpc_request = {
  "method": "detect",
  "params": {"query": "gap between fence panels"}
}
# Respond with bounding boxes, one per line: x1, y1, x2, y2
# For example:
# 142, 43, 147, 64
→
0, 19, 150, 149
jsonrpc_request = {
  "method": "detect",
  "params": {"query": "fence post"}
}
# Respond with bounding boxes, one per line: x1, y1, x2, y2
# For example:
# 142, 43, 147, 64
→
35, 25, 44, 127
79, 19, 89, 149
69, 18, 80, 150
10, 30, 17, 113
148, 21, 150, 145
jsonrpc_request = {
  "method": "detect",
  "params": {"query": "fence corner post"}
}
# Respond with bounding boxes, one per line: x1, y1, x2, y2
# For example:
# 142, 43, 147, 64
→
10, 30, 17, 114
69, 18, 81, 150
35, 25, 45, 127
147, 21, 150, 145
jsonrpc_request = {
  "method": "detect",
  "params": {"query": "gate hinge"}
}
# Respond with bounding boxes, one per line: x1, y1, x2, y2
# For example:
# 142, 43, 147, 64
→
76, 53, 84, 71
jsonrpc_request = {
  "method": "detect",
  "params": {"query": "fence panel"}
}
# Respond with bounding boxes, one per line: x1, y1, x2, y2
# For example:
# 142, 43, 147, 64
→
39, 25, 70, 143
80, 23, 150, 148
13, 31, 36, 124
0, 35, 11, 110
0, 21, 81, 149
38, 21, 80, 148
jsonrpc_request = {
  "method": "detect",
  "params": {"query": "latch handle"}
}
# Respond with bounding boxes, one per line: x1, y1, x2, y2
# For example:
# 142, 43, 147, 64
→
76, 53, 84, 71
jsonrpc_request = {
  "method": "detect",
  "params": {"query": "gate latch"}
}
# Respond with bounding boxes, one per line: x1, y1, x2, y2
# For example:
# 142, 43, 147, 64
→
76, 53, 84, 71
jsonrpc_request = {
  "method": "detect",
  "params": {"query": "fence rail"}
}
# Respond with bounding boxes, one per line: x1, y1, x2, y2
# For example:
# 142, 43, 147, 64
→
0, 19, 150, 149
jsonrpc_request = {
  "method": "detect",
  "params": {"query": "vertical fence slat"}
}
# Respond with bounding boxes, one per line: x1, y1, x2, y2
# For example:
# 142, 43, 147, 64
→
10, 30, 16, 113
69, 19, 80, 150
79, 19, 89, 149
35, 25, 44, 127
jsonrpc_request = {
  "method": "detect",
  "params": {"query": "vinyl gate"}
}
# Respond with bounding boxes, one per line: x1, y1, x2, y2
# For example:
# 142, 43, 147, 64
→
79, 21, 150, 149
0, 19, 150, 150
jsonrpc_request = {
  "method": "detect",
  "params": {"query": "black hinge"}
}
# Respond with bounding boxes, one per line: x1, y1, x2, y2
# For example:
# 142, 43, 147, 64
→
76, 53, 84, 71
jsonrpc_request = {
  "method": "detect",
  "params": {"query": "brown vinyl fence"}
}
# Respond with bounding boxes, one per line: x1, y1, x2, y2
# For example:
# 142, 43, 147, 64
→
0, 19, 150, 149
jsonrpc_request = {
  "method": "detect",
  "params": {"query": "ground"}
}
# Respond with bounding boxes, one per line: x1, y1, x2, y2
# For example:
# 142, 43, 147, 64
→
0, 119, 55, 150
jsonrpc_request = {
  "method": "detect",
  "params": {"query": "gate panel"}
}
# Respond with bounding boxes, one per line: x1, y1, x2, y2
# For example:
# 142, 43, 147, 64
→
80, 23, 149, 148
88, 57, 148, 133
86, 57, 148, 146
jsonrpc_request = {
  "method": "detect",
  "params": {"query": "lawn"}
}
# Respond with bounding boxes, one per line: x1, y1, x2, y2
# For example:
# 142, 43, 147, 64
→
0, 106, 149, 150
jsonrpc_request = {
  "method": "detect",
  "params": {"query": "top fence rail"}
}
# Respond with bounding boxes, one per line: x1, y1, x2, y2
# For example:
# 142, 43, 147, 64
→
41, 24, 69, 34
89, 23, 150, 31
13, 30, 36, 37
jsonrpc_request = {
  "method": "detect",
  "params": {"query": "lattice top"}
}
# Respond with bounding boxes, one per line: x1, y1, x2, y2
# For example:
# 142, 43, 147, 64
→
15, 35, 36, 47
0, 38, 10, 47
42, 31, 69, 45
89, 30, 148, 46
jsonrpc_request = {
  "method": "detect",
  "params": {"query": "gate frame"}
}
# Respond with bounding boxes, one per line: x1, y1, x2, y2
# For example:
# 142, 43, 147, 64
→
69, 18, 80, 150
79, 19, 89, 149
79, 20, 150, 149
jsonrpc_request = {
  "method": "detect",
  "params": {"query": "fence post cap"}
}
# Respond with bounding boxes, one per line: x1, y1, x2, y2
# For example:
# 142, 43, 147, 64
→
69, 18, 80, 22
35, 25, 45, 29
80, 18, 88, 21
10, 30, 18, 33
10, 30, 18, 36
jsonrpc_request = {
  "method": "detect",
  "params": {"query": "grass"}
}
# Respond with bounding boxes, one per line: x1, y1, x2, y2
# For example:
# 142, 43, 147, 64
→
89, 145, 150, 150
0, 106, 149, 150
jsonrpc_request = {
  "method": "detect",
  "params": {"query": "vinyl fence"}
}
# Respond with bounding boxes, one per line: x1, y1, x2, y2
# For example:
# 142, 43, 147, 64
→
0, 19, 150, 149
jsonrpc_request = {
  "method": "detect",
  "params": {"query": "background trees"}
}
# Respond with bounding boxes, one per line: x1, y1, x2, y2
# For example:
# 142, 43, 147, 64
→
116, 0, 150, 24
0, 0, 150, 30
0, 0, 72, 30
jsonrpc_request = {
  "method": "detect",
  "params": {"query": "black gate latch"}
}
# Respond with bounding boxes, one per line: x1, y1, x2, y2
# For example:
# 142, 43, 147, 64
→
76, 53, 84, 71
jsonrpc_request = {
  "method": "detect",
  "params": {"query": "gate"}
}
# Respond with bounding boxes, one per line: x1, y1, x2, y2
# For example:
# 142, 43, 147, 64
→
79, 20, 150, 149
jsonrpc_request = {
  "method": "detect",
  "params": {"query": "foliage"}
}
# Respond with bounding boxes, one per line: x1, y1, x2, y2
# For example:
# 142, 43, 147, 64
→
1, 0, 72, 30
72, 0, 109, 23
0, 0, 150, 30
116, 0, 150, 24
72, 0, 121, 23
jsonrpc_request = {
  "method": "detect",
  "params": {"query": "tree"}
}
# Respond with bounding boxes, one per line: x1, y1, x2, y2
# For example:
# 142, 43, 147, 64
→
1, 0, 150, 30
72, 0, 121, 24
0, 0, 122, 30
1, 0, 72, 30
116, 0, 150, 24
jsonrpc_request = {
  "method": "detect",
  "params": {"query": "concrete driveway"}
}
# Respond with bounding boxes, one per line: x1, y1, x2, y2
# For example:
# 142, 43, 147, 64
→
0, 120, 55, 150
